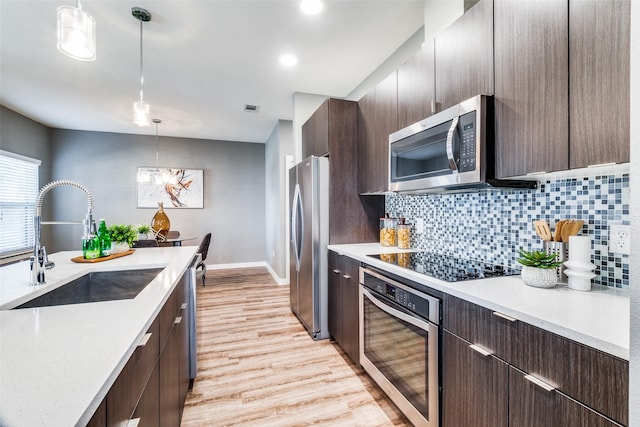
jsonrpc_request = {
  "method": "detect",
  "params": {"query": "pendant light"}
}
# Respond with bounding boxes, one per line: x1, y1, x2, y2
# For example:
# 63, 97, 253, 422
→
57, 0, 96, 61
136, 119, 175, 184
132, 7, 152, 127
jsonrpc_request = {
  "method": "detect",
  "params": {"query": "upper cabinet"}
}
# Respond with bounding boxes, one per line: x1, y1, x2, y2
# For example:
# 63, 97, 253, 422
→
569, 0, 630, 168
435, 0, 494, 112
397, 39, 435, 130
302, 101, 329, 158
303, 98, 383, 243
494, 0, 569, 177
358, 71, 398, 194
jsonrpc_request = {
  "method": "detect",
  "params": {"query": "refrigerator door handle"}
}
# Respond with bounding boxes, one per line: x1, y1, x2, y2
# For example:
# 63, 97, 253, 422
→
291, 183, 302, 272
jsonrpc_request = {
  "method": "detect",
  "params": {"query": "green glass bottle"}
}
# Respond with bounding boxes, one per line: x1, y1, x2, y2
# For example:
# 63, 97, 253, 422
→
83, 221, 100, 259
98, 218, 112, 257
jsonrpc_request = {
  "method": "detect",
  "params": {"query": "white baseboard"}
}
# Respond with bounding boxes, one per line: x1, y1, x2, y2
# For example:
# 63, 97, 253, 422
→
208, 261, 289, 286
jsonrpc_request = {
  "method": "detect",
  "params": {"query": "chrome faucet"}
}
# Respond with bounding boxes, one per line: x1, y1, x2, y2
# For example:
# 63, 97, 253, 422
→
30, 180, 94, 285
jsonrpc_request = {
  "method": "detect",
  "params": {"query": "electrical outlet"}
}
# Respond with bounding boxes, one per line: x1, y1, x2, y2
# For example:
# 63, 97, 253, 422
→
415, 218, 424, 234
609, 224, 630, 255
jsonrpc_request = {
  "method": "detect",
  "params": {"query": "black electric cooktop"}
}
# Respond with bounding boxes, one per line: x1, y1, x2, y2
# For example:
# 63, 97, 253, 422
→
368, 251, 520, 282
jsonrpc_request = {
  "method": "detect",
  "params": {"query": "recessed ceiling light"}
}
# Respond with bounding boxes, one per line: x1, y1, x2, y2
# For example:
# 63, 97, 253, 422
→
300, 0, 323, 15
279, 54, 298, 67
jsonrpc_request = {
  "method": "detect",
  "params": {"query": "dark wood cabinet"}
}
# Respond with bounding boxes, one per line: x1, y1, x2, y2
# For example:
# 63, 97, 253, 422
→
509, 366, 620, 427
86, 399, 107, 427
160, 320, 181, 427
444, 294, 629, 427
494, 0, 569, 178
513, 321, 628, 425
569, 0, 630, 168
397, 39, 435, 129
302, 101, 329, 158
303, 98, 382, 243
132, 362, 160, 427
327, 252, 360, 365
358, 71, 398, 194
434, 0, 493, 112
442, 330, 508, 427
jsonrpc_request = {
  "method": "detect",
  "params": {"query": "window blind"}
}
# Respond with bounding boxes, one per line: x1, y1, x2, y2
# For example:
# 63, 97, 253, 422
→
0, 150, 41, 257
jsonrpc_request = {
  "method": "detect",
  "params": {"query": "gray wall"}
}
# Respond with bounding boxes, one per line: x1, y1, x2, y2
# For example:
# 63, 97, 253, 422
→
0, 105, 53, 244
48, 129, 266, 264
264, 120, 294, 281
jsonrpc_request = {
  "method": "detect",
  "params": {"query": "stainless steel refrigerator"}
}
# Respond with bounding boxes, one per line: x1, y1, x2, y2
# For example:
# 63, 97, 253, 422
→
289, 155, 329, 340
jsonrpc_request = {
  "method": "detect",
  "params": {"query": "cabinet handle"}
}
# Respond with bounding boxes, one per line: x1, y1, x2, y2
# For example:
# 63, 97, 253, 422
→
430, 100, 436, 114
469, 344, 493, 357
524, 374, 556, 392
342, 274, 351, 279
492, 311, 517, 322
127, 418, 141, 427
180, 303, 187, 310
174, 316, 182, 325
333, 269, 341, 274
137, 333, 152, 347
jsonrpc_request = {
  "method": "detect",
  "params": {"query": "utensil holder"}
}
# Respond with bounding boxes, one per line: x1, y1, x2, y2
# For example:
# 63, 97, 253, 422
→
543, 241, 568, 283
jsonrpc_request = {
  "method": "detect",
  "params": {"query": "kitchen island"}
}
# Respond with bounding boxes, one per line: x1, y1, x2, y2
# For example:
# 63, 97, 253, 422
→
0, 246, 197, 426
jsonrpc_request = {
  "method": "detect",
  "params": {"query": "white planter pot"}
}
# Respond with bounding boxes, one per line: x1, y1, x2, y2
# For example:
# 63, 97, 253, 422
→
111, 242, 130, 254
520, 266, 557, 288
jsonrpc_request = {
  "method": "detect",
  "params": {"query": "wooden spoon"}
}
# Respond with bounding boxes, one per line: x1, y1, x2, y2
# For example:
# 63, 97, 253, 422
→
533, 220, 552, 241
561, 220, 574, 242
566, 220, 585, 239
553, 220, 565, 242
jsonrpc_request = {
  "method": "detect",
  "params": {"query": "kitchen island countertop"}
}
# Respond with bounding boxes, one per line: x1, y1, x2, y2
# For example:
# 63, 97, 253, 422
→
329, 243, 629, 361
0, 246, 197, 426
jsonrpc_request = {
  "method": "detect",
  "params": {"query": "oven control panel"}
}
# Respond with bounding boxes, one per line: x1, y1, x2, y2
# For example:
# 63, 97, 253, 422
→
458, 111, 477, 173
372, 283, 431, 320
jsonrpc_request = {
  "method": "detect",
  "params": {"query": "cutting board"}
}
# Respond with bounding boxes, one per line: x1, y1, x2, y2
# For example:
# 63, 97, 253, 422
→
71, 249, 135, 263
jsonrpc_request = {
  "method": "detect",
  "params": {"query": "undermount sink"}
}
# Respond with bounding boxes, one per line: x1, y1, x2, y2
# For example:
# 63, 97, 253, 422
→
14, 267, 164, 309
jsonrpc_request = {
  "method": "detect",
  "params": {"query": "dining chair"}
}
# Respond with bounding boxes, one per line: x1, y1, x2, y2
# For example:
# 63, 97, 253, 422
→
196, 233, 212, 286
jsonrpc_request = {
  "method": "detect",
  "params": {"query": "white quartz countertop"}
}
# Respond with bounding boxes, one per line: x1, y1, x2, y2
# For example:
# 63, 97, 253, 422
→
0, 247, 198, 426
328, 243, 630, 361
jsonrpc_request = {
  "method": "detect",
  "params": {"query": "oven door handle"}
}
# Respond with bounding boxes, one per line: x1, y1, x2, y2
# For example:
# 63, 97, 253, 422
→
362, 287, 434, 332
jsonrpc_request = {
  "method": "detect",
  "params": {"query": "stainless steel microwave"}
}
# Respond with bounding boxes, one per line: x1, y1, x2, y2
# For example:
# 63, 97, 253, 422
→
389, 94, 536, 193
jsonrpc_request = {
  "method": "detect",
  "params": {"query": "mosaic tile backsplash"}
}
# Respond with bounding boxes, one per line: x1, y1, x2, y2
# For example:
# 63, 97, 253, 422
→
386, 172, 630, 288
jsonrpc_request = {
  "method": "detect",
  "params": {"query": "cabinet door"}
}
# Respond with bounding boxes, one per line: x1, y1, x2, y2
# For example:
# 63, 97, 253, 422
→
442, 331, 508, 427
435, 0, 493, 111
509, 366, 619, 427
569, 0, 630, 168
160, 320, 181, 427
313, 100, 329, 157
398, 40, 435, 129
328, 251, 343, 344
358, 71, 397, 194
301, 116, 314, 160
340, 256, 360, 365
513, 321, 628, 425
494, 0, 569, 177
132, 361, 160, 427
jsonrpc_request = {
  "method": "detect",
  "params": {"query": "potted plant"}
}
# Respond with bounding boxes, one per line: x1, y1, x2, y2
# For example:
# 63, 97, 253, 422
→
136, 224, 151, 240
107, 224, 138, 253
517, 249, 563, 288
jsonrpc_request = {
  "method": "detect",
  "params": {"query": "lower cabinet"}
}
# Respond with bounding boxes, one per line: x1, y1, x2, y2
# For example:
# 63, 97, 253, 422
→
442, 331, 508, 427
443, 295, 628, 427
87, 272, 191, 426
328, 252, 360, 365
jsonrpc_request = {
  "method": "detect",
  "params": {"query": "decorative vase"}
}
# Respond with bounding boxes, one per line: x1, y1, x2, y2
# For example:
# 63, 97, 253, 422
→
111, 242, 130, 254
151, 202, 170, 241
520, 266, 557, 288
564, 235, 596, 291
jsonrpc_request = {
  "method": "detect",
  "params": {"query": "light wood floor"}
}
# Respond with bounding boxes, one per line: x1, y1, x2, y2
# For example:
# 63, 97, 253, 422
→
181, 267, 412, 427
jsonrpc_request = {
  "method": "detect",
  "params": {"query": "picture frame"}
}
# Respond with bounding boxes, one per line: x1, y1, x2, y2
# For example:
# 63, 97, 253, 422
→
136, 167, 204, 208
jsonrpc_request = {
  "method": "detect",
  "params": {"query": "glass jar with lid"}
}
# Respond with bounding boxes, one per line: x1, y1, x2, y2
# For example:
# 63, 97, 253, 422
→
380, 215, 398, 247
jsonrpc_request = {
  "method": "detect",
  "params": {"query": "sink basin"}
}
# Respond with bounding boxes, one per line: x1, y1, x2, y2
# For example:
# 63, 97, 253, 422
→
14, 268, 164, 309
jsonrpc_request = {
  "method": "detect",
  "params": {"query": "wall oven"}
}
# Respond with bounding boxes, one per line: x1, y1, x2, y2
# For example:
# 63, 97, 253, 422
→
359, 267, 441, 427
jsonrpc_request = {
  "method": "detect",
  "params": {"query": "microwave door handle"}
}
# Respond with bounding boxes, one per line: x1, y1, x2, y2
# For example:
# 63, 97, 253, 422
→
446, 116, 459, 173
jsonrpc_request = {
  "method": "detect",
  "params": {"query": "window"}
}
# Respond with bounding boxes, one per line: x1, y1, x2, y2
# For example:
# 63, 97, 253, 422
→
0, 150, 40, 258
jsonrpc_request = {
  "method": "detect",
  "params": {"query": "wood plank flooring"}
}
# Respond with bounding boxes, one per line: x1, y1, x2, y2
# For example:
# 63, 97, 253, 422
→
181, 267, 412, 427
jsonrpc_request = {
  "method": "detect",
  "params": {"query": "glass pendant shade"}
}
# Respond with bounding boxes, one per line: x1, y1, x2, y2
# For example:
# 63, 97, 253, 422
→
57, 5, 96, 61
133, 99, 151, 127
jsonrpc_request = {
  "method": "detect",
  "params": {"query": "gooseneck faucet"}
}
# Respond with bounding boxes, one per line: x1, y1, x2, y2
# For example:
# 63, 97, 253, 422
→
30, 180, 94, 285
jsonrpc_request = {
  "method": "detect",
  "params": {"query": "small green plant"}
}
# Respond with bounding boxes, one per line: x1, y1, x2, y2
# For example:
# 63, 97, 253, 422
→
107, 224, 138, 247
136, 224, 151, 235
517, 249, 563, 269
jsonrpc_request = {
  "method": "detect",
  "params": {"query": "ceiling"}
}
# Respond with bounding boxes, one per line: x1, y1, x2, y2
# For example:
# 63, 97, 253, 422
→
0, 0, 424, 143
